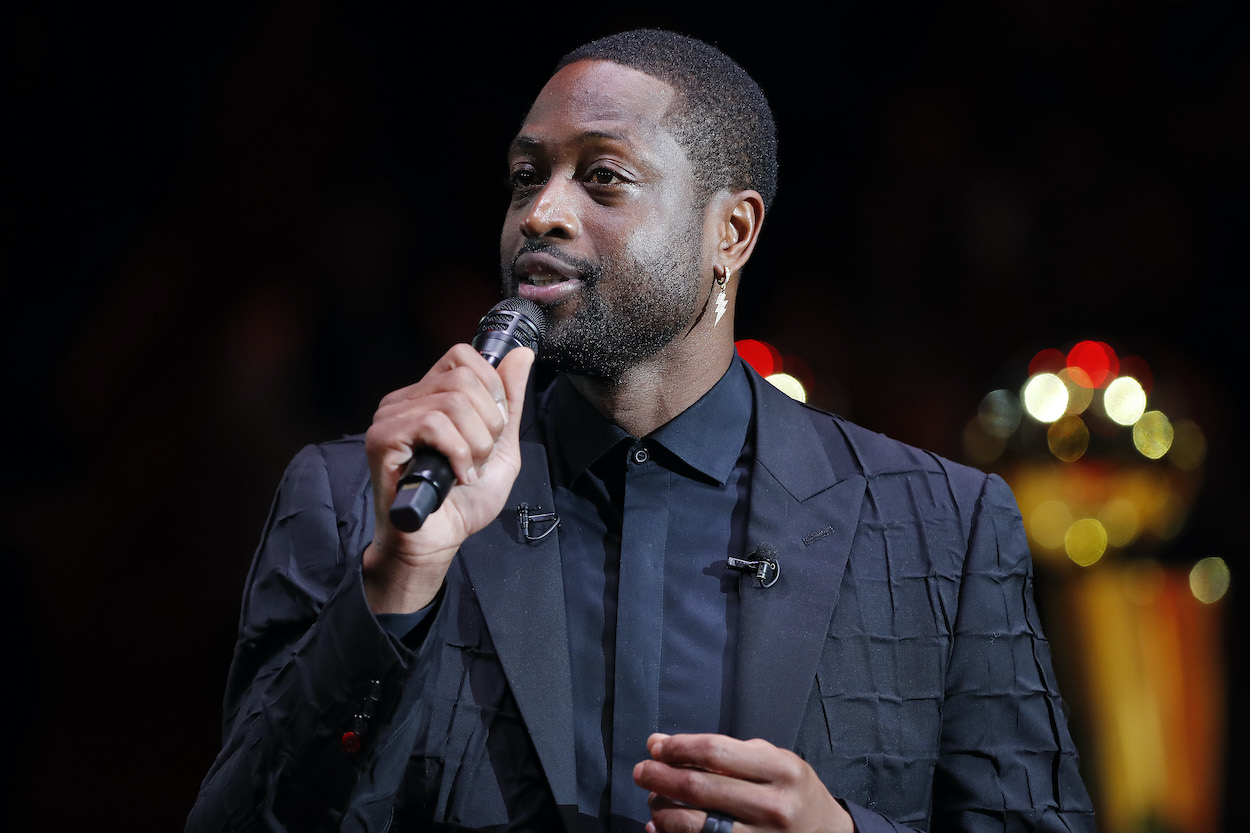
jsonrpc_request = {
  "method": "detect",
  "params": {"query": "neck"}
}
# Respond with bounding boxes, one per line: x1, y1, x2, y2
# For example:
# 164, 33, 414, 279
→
567, 336, 735, 438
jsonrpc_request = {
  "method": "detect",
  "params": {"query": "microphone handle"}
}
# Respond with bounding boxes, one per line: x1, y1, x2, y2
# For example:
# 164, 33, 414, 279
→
387, 329, 519, 533
390, 450, 455, 533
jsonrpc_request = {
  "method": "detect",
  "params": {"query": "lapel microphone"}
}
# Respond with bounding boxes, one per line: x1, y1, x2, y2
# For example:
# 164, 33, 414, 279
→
516, 503, 559, 542
389, 298, 547, 533
728, 543, 780, 588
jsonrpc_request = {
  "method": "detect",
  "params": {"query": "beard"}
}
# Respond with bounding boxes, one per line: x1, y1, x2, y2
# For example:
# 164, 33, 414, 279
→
501, 229, 706, 381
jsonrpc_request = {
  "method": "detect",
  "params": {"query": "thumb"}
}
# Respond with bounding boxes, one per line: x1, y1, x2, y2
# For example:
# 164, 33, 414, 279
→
495, 347, 535, 444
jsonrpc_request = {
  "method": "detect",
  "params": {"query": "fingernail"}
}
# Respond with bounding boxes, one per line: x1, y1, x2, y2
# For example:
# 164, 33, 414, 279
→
497, 400, 509, 424
465, 465, 478, 483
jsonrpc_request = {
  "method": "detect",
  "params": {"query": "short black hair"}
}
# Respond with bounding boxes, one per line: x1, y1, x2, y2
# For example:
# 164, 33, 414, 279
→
556, 29, 778, 211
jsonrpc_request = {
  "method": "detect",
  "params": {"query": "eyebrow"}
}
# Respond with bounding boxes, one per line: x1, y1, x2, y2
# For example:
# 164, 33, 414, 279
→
508, 129, 633, 155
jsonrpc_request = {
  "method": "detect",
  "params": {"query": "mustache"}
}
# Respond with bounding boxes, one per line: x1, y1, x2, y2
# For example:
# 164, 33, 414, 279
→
508, 241, 601, 284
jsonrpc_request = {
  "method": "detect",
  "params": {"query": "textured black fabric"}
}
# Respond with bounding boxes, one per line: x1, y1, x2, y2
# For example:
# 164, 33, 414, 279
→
186, 365, 1094, 832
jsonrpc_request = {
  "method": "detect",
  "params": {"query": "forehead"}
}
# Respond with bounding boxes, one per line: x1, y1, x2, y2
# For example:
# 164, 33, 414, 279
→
514, 60, 682, 155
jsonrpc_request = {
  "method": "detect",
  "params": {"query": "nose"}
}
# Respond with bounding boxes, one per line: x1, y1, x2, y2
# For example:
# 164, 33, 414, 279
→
520, 177, 581, 240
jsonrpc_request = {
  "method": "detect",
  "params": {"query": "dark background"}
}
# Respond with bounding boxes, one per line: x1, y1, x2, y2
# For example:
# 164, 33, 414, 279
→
7, 3, 1246, 829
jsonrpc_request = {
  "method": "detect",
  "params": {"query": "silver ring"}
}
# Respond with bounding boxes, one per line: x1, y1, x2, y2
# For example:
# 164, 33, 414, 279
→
701, 811, 735, 833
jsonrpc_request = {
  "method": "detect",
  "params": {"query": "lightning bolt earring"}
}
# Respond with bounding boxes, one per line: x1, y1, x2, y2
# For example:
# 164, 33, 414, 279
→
714, 265, 731, 325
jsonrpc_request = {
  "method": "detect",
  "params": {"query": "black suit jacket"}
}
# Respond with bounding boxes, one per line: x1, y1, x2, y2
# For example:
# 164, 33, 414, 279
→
187, 366, 1093, 832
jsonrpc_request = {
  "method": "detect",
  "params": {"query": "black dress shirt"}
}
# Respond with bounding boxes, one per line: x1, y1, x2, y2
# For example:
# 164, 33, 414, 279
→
539, 358, 756, 830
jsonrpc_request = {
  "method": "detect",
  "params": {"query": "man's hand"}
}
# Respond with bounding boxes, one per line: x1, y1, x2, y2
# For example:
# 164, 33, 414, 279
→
633, 733, 853, 833
361, 343, 535, 614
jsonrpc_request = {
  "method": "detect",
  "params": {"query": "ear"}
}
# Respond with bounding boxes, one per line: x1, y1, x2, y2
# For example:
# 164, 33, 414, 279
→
713, 189, 766, 276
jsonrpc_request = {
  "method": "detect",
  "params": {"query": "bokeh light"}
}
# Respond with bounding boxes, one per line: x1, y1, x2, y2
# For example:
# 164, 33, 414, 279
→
766, 372, 806, 402
1058, 368, 1094, 415
1099, 497, 1142, 548
1048, 415, 1090, 462
1029, 347, 1067, 377
977, 339, 1218, 833
1189, 557, 1230, 604
736, 339, 779, 377
1066, 518, 1109, 566
1022, 373, 1069, 422
978, 389, 1022, 438
963, 417, 1006, 464
1031, 499, 1074, 550
1104, 376, 1147, 426
1067, 340, 1119, 388
1118, 355, 1154, 393
1169, 420, 1207, 471
1133, 410, 1174, 459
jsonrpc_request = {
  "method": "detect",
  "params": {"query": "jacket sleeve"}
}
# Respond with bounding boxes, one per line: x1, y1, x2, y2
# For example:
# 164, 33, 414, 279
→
842, 472, 1095, 833
185, 441, 435, 833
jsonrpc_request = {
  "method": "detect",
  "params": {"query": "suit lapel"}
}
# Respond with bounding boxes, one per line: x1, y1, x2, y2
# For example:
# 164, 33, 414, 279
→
731, 371, 866, 748
455, 391, 578, 813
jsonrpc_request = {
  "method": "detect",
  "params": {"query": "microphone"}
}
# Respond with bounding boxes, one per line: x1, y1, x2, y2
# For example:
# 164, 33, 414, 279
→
727, 543, 780, 588
389, 297, 547, 533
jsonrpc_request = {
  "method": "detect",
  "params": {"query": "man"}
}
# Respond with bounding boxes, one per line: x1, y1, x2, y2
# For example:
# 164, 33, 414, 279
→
188, 29, 1094, 833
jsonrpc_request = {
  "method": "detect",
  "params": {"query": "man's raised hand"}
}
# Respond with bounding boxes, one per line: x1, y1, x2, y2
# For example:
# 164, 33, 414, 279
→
361, 343, 534, 614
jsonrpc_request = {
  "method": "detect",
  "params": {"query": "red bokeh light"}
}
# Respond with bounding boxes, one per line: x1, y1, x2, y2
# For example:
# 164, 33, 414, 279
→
1029, 348, 1067, 377
1067, 340, 1119, 388
1118, 355, 1154, 394
736, 339, 780, 377
782, 353, 816, 391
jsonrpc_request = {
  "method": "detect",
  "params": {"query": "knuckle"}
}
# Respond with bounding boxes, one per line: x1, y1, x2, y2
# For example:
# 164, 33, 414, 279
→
447, 342, 480, 362
702, 736, 732, 768
774, 752, 803, 783
442, 389, 472, 416
447, 363, 478, 385
673, 767, 708, 802
758, 791, 797, 828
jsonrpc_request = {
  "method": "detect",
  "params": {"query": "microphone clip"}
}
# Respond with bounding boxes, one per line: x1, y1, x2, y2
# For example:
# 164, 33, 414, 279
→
727, 545, 780, 588
517, 503, 559, 543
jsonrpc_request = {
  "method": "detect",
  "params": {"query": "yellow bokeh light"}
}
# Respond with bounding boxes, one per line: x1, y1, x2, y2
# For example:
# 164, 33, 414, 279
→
1065, 518, 1108, 566
1189, 556, 1230, 604
1047, 415, 1090, 462
1142, 485, 1187, 540
1169, 420, 1207, 471
1099, 497, 1142, 548
963, 417, 1006, 465
1133, 410, 1174, 459
766, 372, 807, 402
1022, 373, 1069, 423
1030, 500, 1074, 550
1104, 376, 1147, 426
1058, 368, 1094, 415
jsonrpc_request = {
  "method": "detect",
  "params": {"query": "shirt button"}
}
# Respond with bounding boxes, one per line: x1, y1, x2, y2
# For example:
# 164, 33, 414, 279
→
632, 446, 650, 464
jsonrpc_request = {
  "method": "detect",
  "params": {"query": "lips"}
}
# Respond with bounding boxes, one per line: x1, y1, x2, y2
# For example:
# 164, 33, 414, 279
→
513, 250, 586, 305
514, 251, 582, 284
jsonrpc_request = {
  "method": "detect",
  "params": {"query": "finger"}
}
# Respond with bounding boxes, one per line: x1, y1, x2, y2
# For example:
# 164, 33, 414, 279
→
634, 759, 760, 824
495, 346, 535, 437
379, 343, 506, 409
648, 734, 785, 783
647, 793, 728, 833
369, 403, 493, 492
375, 364, 509, 443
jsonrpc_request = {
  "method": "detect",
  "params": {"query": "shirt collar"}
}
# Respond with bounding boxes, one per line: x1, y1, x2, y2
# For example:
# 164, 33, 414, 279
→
549, 355, 754, 486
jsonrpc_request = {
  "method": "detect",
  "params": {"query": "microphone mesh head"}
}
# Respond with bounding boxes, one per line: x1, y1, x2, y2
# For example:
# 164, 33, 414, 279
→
477, 297, 547, 351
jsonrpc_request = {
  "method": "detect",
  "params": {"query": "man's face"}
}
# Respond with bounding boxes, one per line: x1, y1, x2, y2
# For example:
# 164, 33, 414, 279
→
500, 60, 715, 379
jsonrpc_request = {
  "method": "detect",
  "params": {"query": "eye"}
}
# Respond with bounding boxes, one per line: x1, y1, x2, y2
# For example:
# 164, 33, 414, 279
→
508, 166, 543, 194
585, 165, 633, 188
